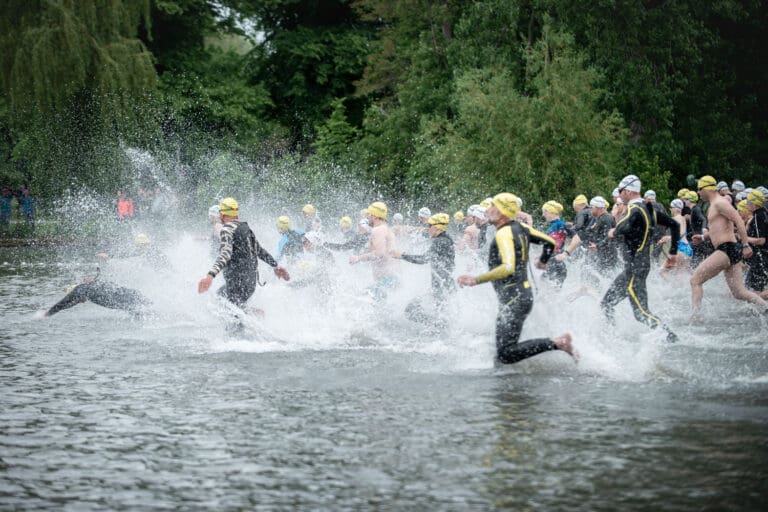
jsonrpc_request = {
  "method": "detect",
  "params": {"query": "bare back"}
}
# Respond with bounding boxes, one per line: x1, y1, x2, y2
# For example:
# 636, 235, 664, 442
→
368, 223, 400, 280
462, 223, 480, 251
673, 214, 687, 243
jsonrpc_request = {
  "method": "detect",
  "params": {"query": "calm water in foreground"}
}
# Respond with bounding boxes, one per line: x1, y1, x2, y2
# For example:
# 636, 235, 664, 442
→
1, 244, 767, 511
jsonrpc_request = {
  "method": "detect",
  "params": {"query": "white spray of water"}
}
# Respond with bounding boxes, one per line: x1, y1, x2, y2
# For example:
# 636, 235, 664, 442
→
38, 147, 767, 384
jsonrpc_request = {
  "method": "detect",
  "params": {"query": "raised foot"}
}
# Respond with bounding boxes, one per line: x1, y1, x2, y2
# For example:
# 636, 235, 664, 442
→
553, 333, 578, 362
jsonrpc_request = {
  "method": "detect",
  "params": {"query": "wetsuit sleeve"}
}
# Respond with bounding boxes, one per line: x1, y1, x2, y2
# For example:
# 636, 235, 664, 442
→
326, 238, 357, 251
526, 225, 557, 264
691, 207, 707, 233
401, 253, 427, 265
754, 210, 768, 246
208, 223, 235, 276
257, 242, 278, 268
655, 210, 680, 255
476, 226, 516, 284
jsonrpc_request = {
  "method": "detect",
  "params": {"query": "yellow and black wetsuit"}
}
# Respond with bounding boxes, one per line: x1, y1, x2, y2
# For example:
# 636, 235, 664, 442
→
477, 221, 558, 364
601, 199, 680, 340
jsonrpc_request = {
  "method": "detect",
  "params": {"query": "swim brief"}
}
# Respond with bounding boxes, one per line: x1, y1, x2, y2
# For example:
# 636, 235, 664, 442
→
716, 241, 742, 266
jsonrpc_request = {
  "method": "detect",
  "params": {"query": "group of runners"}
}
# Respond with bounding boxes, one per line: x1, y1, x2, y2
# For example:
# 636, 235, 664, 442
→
45, 173, 768, 367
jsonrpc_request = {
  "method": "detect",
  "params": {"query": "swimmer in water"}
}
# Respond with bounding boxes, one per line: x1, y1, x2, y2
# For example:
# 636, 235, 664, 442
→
689, 177, 767, 314
198, 198, 289, 307
457, 193, 575, 364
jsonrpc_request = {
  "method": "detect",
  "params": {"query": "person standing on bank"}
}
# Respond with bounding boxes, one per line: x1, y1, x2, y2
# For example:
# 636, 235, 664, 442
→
198, 198, 289, 307
457, 193, 575, 364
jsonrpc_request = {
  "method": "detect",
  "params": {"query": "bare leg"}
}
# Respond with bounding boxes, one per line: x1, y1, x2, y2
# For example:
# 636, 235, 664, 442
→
724, 264, 768, 307
690, 251, 730, 311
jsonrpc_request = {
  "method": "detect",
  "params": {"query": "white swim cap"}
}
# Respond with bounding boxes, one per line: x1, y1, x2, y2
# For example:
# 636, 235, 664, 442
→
393, 213, 404, 222
618, 174, 641, 193
208, 205, 220, 217
589, 196, 607, 208
418, 207, 431, 219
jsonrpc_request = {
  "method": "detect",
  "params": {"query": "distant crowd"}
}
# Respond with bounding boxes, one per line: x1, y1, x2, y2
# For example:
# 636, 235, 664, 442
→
0, 185, 35, 231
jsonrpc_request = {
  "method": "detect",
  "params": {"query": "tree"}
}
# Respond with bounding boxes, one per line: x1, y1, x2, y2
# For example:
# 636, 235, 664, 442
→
0, 0, 158, 194
416, 27, 627, 207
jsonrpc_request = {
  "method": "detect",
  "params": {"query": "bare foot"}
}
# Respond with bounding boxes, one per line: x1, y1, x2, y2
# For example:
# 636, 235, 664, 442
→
553, 333, 578, 362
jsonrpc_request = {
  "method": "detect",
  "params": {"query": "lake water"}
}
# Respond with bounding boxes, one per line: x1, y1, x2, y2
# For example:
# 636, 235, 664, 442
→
1, 238, 766, 511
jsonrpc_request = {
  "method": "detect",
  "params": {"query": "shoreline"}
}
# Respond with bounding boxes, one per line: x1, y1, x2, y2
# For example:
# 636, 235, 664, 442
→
0, 237, 93, 247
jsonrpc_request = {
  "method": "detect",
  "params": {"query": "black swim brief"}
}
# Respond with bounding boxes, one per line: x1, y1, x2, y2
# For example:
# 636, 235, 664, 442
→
716, 241, 742, 266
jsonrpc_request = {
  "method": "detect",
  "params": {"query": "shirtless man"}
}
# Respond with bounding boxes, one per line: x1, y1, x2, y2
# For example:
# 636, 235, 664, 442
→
349, 201, 401, 301
689, 176, 767, 313
459, 205, 483, 253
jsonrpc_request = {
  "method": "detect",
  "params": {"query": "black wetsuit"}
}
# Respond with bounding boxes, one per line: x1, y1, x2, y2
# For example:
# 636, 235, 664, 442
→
46, 280, 149, 316
585, 212, 617, 271
573, 208, 594, 254
601, 199, 679, 340
477, 221, 559, 364
401, 232, 456, 325
649, 202, 669, 260
745, 207, 768, 291
209, 221, 278, 307
477, 222, 491, 250
325, 231, 369, 254
277, 229, 305, 262
689, 203, 711, 268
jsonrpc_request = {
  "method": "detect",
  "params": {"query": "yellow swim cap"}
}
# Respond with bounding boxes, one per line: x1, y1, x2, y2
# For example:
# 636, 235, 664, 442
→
219, 197, 239, 216
367, 201, 388, 219
542, 200, 560, 215
747, 189, 765, 207
453, 211, 465, 222
685, 190, 699, 203
428, 213, 450, 231
276, 216, 291, 230
697, 175, 717, 190
573, 194, 588, 206
492, 193, 520, 219
134, 233, 149, 245
480, 198, 493, 209
339, 216, 353, 229
302, 204, 316, 215
677, 188, 689, 198
737, 199, 749, 213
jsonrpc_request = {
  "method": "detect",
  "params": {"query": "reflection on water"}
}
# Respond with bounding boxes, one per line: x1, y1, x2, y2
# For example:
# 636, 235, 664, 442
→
1, 245, 767, 510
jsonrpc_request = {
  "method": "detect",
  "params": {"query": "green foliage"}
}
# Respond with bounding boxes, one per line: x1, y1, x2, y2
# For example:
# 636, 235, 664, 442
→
0, 0, 156, 128
312, 98, 359, 162
626, 148, 672, 207
233, 0, 373, 142
158, 47, 275, 144
541, 0, 768, 185
416, 27, 626, 207
1, 0, 766, 217
0, 0, 158, 196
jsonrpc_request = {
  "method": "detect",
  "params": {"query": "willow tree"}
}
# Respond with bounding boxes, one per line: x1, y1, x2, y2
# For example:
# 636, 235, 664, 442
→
0, 0, 158, 195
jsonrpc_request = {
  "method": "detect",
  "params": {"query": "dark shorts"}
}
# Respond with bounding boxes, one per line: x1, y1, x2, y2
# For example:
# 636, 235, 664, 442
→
716, 241, 742, 266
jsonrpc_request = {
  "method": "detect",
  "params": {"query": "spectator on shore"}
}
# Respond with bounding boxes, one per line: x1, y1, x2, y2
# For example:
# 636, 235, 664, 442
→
18, 186, 35, 231
0, 186, 12, 228
117, 191, 135, 220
